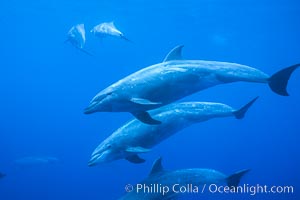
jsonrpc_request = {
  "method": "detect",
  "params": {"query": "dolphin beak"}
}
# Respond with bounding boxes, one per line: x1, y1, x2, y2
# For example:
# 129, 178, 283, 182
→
84, 102, 98, 114
88, 160, 97, 167
88, 154, 100, 167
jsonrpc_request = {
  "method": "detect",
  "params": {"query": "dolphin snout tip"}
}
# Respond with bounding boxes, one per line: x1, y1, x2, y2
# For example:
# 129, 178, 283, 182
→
84, 104, 97, 114
88, 161, 96, 167
83, 108, 93, 114
88, 154, 100, 167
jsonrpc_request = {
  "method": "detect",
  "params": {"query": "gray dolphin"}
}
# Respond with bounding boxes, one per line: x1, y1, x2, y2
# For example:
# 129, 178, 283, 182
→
90, 21, 132, 42
0, 172, 6, 179
65, 24, 92, 56
84, 45, 299, 124
88, 97, 257, 166
119, 157, 250, 199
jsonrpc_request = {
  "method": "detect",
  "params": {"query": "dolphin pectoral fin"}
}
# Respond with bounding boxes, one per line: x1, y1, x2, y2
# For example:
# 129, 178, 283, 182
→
130, 98, 162, 106
233, 96, 259, 119
126, 146, 151, 153
269, 63, 300, 96
163, 45, 184, 62
131, 111, 162, 125
227, 169, 250, 188
125, 155, 145, 164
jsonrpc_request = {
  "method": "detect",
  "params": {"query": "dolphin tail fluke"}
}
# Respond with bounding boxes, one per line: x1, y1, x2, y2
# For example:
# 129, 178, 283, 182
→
227, 169, 250, 188
269, 64, 300, 96
233, 96, 258, 119
131, 111, 162, 125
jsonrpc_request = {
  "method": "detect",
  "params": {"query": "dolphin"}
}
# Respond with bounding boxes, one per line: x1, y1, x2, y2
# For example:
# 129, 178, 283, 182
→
65, 24, 92, 56
84, 45, 299, 124
0, 172, 6, 179
90, 21, 132, 42
88, 97, 257, 166
14, 156, 59, 167
119, 157, 250, 199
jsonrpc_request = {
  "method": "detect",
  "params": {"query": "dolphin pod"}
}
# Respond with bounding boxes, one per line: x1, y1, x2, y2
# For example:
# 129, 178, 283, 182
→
65, 21, 131, 55
119, 157, 250, 199
84, 45, 299, 124
88, 97, 257, 166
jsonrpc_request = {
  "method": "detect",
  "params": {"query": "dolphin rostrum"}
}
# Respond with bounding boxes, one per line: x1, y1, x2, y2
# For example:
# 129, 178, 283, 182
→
119, 157, 250, 199
65, 24, 92, 56
88, 97, 257, 166
84, 45, 299, 124
90, 21, 132, 42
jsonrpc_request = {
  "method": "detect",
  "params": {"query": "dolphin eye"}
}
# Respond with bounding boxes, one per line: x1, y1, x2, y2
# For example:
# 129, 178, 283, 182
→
107, 145, 112, 149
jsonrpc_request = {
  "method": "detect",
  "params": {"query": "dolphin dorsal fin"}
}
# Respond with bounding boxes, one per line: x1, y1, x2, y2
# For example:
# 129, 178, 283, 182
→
149, 157, 164, 176
163, 45, 184, 62
108, 21, 116, 28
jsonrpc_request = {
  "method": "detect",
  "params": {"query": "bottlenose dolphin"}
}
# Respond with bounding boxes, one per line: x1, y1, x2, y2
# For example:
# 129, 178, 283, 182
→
88, 97, 257, 165
119, 157, 250, 199
65, 24, 92, 56
84, 45, 299, 124
90, 21, 132, 42
0, 172, 6, 179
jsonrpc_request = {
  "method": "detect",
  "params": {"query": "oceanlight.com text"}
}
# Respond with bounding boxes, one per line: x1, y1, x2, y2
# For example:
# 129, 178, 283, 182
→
208, 184, 294, 195
125, 183, 294, 196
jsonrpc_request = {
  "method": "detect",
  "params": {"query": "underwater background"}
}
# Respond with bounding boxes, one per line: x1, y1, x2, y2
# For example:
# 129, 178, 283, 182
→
0, 0, 299, 199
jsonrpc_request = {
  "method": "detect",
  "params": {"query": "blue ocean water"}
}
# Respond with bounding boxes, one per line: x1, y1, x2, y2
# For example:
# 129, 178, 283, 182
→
0, 0, 299, 199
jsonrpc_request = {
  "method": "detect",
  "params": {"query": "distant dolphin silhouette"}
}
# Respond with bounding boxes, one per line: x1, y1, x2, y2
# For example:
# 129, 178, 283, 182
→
65, 24, 92, 56
88, 98, 257, 165
119, 157, 250, 199
84, 45, 299, 124
0, 172, 6, 179
14, 156, 59, 167
90, 21, 132, 42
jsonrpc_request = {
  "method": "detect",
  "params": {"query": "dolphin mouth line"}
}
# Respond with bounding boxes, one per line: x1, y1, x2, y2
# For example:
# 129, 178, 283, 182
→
84, 102, 98, 114
88, 154, 100, 167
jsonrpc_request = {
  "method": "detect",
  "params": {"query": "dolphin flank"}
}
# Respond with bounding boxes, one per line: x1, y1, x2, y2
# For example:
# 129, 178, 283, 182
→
84, 45, 299, 124
119, 157, 250, 199
88, 97, 257, 166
